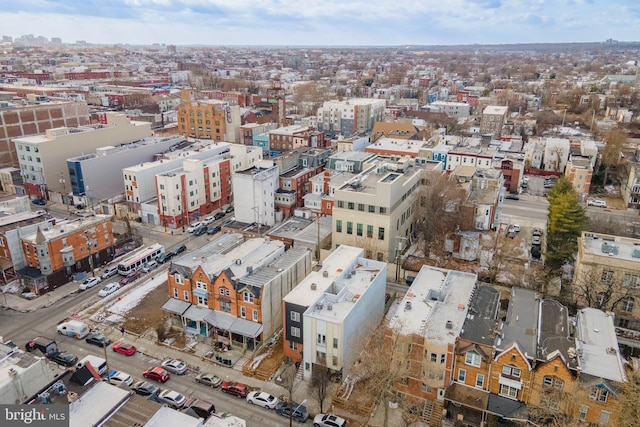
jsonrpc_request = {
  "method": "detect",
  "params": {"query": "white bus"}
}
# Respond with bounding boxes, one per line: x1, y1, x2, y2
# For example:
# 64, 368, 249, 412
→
117, 244, 164, 276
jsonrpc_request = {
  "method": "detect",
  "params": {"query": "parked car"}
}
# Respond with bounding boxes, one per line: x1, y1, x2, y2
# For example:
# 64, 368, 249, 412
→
48, 351, 78, 367
161, 359, 188, 375
98, 282, 120, 297
119, 270, 140, 286
194, 225, 208, 236
588, 199, 607, 208
31, 198, 46, 205
112, 342, 137, 356
156, 252, 174, 264
220, 381, 249, 398
195, 372, 222, 388
79, 276, 101, 291
182, 397, 216, 420
276, 401, 309, 423
131, 381, 161, 397
172, 245, 187, 256
214, 211, 225, 220
532, 228, 542, 237
107, 370, 133, 387
532, 235, 542, 246
143, 366, 170, 383
85, 334, 112, 348
207, 224, 221, 235
186, 222, 202, 233
246, 391, 278, 409
505, 194, 520, 200
313, 413, 348, 427
225, 205, 234, 213
142, 260, 158, 273
201, 216, 215, 226
513, 224, 520, 233
158, 390, 187, 409
101, 266, 119, 279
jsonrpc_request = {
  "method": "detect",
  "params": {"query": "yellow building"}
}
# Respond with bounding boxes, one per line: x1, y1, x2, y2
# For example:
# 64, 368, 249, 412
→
177, 92, 241, 142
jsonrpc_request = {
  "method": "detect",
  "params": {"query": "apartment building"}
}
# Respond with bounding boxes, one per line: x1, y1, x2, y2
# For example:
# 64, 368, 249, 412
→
282, 245, 387, 378
275, 166, 315, 219
18, 215, 114, 292
460, 168, 505, 231
13, 112, 150, 199
164, 235, 311, 349
573, 232, 640, 331
424, 101, 471, 119
268, 125, 326, 153
232, 160, 279, 227
332, 156, 442, 263
479, 105, 508, 138
388, 265, 477, 426
177, 98, 241, 142
565, 154, 593, 201
0, 209, 51, 282
316, 98, 386, 136
239, 122, 278, 146
365, 137, 427, 158
0, 100, 90, 167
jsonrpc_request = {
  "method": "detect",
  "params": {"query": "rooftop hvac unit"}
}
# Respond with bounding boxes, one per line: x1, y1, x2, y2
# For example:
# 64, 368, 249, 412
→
327, 303, 333, 311
405, 301, 412, 310
323, 270, 329, 278
311, 283, 317, 290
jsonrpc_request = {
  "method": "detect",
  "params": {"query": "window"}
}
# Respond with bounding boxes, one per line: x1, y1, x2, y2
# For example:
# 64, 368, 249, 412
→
500, 384, 518, 399
220, 301, 231, 312
621, 297, 635, 313
196, 281, 207, 290
599, 410, 611, 425
501, 365, 521, 379
578, 405, 589, 421
368, 205, 375, 213
243, 291, 254, 303
421, 383, 432, 392
240, 307, 246, 318
358, 203, 364, 211
378, 227, 385, 240
175, 274, 183, 285
601, 270, 614, 283
541, 395, 560, 410
173, 288, 178, 298
290, 311, 300, 322
367, 225, 373, 238
289, 341, 298, 350
347, 202, 354, 210
332, 356, 338, 366
333, 338, 338, 349
346, 222, 353, 234
317, 334, 326, 344
589, 386, 609, 403
475, 374, 485, 388
337, 201, 344, 208
457, 369, 466, 382
430, 353, 437, 362
252, 310, 258, 321
357, 223, 363, 236
219, 287, 230, 296
336, 220, 342, 233
291, 327, 300, 338
440, 354, 446, 364
379, 207, 387, 214
197, 296, 207, 305
543, 376, 564, 390
465, 351, 481, 367
399, 377, 408, 385
183, 290, 189, 301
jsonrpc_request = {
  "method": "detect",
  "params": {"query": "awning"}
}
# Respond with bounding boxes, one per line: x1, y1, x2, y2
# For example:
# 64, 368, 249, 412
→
161, 298, 191, 315
229, 317, 263, 339
203, 311, 263, 338
183, 304, 212, 322
204, 311, 236, 330
486, 394, 528, 421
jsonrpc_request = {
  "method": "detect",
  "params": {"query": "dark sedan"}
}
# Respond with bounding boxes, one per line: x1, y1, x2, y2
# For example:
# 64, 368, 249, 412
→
48, 351, 78, 367
131, 381, 162, 397
85, 334, 112, 348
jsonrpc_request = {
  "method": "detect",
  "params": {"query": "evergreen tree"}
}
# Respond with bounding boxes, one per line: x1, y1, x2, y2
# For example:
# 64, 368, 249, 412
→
545, 176, 588, 270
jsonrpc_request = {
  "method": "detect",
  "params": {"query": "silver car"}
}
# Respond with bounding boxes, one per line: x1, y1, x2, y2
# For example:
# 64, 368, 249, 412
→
161, 358, 188, 375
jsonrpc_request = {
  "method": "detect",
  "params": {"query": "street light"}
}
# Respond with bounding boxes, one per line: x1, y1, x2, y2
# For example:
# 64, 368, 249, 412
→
83, 232, 96, 277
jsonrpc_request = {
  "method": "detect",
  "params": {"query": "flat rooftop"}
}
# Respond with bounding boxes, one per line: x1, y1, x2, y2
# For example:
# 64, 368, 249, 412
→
497, 287, 539, 358
460, 285, 500, 346
171, 233, 244, 269
21, 215, 110, 244
69, 381, 130, 427
284, 245, 364, 308
581, 232, 640, 264
389, 265, 477, 345
367, 137, 426, 155
575, 308, 627, 383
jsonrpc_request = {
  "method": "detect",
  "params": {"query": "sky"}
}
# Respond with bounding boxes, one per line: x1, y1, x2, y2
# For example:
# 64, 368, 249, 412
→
2, 0, 640, 46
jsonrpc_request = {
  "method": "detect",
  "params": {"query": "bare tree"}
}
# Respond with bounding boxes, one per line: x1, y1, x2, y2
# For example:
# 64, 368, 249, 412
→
311, 365, 331, 413
572, 266, 638, 312
414, 170, 468, 258
601, 127, 627, 186
277, 362, 298, 427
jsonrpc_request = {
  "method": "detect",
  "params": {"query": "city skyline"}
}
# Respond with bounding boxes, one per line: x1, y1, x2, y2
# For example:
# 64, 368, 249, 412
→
2, 0, 640, 47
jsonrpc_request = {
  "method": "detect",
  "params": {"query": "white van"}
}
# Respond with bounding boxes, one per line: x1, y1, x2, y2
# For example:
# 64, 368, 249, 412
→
142, 260, 158, 273
77, 354, 108, 376
57, 320, 89, 339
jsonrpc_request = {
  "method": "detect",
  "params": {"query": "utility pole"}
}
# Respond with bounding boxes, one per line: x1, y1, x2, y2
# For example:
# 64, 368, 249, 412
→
84, 231, 95, 277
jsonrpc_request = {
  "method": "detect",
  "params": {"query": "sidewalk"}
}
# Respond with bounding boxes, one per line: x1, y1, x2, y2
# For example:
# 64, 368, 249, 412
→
1, 279, 81, 313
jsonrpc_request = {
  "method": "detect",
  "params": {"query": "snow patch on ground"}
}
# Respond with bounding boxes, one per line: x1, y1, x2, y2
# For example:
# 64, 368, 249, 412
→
89, 275, 166, 324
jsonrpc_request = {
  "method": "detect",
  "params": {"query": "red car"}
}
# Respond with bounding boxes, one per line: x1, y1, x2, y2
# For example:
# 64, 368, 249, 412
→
143, 366, 170, 383
112, 342, 137, 356
220, 381, 249, 398
119, 270, 140, 286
